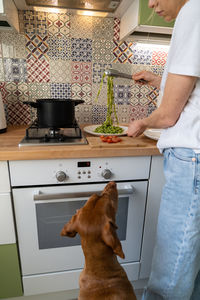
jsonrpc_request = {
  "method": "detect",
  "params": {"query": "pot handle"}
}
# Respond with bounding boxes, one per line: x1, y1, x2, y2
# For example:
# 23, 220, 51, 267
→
74, 100, 84, 106
23, 101, 39, 108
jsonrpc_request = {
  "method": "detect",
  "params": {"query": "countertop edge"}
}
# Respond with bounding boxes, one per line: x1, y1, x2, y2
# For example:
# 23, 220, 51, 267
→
0, 126, 161, 161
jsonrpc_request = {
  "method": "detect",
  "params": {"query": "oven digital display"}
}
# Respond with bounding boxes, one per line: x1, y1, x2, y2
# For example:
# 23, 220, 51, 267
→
77, 161, 91, 168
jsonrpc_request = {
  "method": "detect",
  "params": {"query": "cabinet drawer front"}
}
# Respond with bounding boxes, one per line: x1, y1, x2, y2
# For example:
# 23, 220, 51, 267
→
0, 193, 15, 244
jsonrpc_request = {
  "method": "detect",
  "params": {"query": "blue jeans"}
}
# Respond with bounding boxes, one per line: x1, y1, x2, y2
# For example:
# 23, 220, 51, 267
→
142, 148, 200, 300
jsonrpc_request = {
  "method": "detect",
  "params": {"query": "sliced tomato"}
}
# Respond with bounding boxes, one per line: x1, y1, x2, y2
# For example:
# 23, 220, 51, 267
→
102, 138, 108, 142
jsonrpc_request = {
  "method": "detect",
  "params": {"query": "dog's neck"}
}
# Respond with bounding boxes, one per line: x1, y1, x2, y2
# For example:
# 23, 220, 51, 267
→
81, 238, 121, 277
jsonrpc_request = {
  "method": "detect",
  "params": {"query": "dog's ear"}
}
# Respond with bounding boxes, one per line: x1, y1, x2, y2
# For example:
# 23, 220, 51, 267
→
102, 218, 125, 259
61, 215, 78, 237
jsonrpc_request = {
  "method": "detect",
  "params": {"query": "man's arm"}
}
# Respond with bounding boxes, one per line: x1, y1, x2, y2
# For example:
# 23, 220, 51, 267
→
127, 73, 197, 137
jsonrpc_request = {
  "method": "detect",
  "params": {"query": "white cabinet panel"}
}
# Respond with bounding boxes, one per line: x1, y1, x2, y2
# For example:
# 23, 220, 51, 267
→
0, 161, 10, 193
139, 156, 165, 279
0, 193, 16, 244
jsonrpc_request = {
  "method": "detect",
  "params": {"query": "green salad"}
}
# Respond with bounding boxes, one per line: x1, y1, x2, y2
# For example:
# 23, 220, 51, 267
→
94, 72, 123, 134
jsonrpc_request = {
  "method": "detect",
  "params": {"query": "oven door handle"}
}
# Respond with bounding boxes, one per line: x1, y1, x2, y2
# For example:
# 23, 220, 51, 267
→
33, 186, 134, 201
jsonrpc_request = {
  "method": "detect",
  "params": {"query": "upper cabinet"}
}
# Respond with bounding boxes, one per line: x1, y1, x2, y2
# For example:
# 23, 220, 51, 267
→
0, 0, 19, 32
117, 0, 174, 40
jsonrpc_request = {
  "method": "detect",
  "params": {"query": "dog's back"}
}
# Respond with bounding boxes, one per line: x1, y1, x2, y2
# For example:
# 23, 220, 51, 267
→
61, 181, 137, 300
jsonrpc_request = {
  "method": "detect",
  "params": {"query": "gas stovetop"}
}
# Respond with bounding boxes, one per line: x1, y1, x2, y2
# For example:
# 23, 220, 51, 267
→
19, 120, 88, 147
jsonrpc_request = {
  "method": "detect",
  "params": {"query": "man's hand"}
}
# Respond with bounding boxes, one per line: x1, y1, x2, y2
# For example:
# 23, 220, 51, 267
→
127, 119, 147, 137
132, 71, 161, 89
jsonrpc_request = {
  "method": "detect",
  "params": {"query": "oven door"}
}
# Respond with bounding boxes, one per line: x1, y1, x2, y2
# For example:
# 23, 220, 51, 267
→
12, 181, 147, 276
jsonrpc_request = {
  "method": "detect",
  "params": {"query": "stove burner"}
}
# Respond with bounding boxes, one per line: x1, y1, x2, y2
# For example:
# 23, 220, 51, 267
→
19, 119, 88, 147
49, 128, 61, 137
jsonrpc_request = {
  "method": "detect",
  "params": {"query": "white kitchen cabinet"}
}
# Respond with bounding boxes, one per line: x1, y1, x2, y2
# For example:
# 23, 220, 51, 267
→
0, 161, 15, 244
0, 193, 16, 244
0, 161, 10, 192
117, 0, 174, 40
0, 0, 19, 32
139, 155, 165, 279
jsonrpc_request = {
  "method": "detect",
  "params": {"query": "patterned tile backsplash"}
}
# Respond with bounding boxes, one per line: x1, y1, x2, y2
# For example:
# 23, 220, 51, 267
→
0, 10, 169, 125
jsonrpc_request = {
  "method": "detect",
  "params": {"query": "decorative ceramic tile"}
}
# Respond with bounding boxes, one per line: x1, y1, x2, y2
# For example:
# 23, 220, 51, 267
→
26, 34, 48, 60
17, 82, 30, 102
150, 65, 164, 76
92, 17, 114, 40
114, 85, 131, 105
18, 10, 25, 33
27, 57, 50, 83
4, 82, 18, 103
75, 104, 92, 124
71, 38, 92, 62
23, 11, 47, 37
129, 84, 151, 106
92, 38, 113, 63
146, 87, 159, 107
114, 18, 120, 41
47, 12, 70, 37
152, 49, 168, 66
50, 83, 71, 99
0, 12, 171, 126
130, 44, 152, 65
129, 104, 148, 121
92, 62, 112, 84
50, 60, 71, 83
72, 83, 92, 104
129, 84, 141, 106
92, 104, 107, 124
4, 58, 27, 82
70, 15, 93, 39
48, 36, 71, 60
6, 101, 31, 125
92, 83, 107, 105
0, 59, 4, 81
14, 34, 27, 59
4, 82, 30, 103
113, 104, 130, 124
0, 82, 9, 103
113, 40, 134, 63
29, 83, 50, 100
1, 32, 26, 59
71, 62, 92, 84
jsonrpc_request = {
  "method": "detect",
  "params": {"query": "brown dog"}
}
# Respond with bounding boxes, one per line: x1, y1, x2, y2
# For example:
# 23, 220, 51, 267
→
61, 181, 137, 300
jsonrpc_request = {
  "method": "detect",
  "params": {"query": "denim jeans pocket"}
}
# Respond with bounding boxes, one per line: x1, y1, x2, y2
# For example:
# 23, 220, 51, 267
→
170, 148, 195, 162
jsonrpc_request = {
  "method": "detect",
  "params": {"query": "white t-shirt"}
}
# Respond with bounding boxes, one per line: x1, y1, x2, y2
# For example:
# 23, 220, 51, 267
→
157, 0, 200, 152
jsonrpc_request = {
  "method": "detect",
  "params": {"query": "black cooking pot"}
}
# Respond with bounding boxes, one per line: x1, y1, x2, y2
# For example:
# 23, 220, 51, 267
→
24, 99, 84, 128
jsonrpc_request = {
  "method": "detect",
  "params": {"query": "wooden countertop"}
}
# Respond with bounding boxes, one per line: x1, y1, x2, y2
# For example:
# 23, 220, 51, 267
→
0, 126, 160, 161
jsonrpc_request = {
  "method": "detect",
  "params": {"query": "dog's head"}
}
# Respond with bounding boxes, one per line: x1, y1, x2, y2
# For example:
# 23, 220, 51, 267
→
61, 181, 125, 259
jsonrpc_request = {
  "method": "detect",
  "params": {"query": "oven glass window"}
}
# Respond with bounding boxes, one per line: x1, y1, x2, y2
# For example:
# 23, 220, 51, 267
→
36, 197, 128, 250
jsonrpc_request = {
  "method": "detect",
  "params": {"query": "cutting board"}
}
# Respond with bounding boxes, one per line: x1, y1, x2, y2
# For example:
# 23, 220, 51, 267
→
87, 136, 148, 148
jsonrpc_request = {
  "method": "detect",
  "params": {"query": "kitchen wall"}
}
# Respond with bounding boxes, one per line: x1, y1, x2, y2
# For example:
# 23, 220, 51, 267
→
0, 10, 169, 125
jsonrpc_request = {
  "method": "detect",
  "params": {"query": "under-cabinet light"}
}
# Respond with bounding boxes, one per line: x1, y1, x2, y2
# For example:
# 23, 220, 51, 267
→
33, 6, 67, 13
76, 10, 108, 17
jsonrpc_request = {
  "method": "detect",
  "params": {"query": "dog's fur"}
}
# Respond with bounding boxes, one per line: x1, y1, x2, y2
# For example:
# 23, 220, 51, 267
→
61, 181, 137, 300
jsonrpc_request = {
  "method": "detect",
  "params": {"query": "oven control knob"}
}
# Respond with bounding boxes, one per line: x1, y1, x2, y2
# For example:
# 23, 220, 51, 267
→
56, 171, 68, 182
101, 169, 112, 179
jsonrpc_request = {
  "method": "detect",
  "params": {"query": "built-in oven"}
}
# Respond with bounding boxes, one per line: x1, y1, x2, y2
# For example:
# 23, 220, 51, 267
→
9, 156, 151, 296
